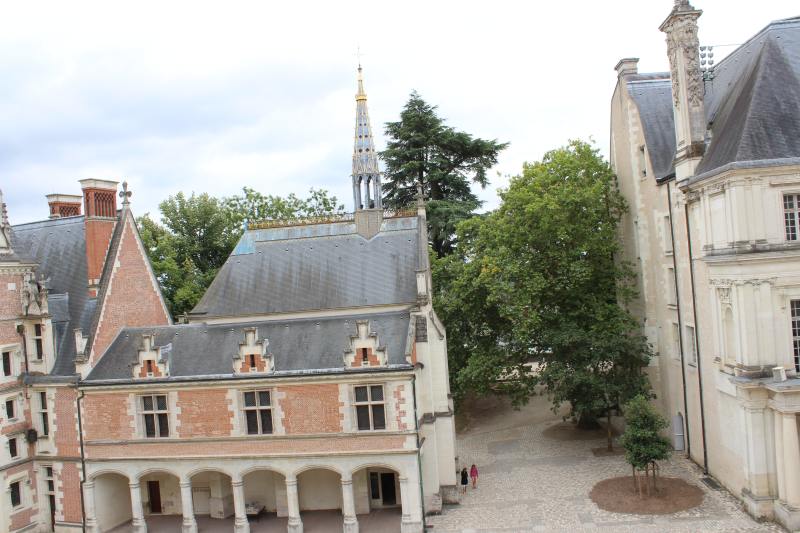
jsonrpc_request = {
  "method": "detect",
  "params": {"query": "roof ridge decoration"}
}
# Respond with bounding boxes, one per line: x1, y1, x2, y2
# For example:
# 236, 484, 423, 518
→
352, 65, 383, 211
0, 189, 12, 254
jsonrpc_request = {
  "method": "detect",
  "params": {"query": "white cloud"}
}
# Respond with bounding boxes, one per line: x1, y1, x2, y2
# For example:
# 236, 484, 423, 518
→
1, 0, 796, 222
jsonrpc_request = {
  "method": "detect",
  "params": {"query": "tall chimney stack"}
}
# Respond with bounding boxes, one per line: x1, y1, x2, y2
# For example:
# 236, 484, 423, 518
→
660, 0, 705, 180
79, 179, 118, 297
46, 194, 83, 218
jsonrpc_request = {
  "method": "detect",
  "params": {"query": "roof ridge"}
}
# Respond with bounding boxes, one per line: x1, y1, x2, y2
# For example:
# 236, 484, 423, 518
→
12, 215, 85, 230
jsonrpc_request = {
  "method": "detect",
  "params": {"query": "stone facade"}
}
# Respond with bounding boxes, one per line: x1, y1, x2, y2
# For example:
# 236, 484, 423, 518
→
611, 4, 800, 531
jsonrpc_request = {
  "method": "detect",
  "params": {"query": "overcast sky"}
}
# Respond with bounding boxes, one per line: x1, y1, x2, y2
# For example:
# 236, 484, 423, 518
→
2, 1, 797, 224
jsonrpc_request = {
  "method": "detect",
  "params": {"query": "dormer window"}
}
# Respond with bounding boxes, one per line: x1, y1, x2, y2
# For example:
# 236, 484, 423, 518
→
145, 360, 154, 376
361, 348, 369, 364
248, 354, 257, 370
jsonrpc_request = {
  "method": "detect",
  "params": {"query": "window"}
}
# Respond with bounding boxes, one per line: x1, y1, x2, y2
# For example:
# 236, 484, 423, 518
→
354, 385, 386, 431
792, 300, 800, 373
145, 360, 154, 375
5, 398, 15, 420
141, 395, 169, 438
685, 325, 697, 365
243, 390, 273, 435
39, 392, 49, 437
361, 348, 369, 364
667, 268, 677, 306
248, 354, 257, 370
44, 466, 54, 494
9, 436, 17, 458
9, 480, 21, 508
672, 323, 681, 360
2, 351, 11, 376
664, 215, 673, 254
784, 194, 800, 241
33, 324, 44, 360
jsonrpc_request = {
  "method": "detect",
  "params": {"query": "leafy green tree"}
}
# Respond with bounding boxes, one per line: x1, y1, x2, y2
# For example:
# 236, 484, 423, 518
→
138, 188, 344, 317
620, 395, 671, 493
432, 140, 651, 422
381, 92, 508, 257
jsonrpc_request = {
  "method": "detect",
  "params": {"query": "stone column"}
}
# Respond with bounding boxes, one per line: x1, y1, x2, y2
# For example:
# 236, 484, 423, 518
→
775, 410, 786, 501
286, 476, 303, 533
399, 472, 423, 533
83, 481, 99, 533
129, 481, 148, 533
782, 413, 800, 507
179, 478, 197, 533
231, 477, 250, 533
341, 474, 358, 533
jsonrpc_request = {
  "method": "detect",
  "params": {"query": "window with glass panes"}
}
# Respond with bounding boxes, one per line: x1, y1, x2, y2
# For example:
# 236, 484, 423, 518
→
44, 466, 54, 494
9, 436, 18, 458
243, 390, 273, 435
39, 392, 49, 436
2, 351, 11, 376
354, 385, 386, 431
792, 300, 800, 372
10, 480, 21, 508
141, 394, 169, 438
33, 324, 44, 360
784, 194, 800, 241
5, 398, 15, 420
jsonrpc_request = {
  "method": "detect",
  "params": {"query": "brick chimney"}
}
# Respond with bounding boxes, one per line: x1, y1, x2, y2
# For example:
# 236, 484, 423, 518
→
46, 194, 83, 218
79, 179, 118, 297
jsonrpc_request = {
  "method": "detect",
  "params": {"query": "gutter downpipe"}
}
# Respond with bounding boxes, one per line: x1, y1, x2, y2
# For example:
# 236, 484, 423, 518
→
411, 372, 427, 530
77, 388, 87, 532
684, 198, 709, 475
667, 180, 692, 458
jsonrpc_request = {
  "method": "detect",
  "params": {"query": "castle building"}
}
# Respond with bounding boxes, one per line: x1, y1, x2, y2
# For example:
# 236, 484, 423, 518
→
1, 66, 456, 533
611, 2, 800, 530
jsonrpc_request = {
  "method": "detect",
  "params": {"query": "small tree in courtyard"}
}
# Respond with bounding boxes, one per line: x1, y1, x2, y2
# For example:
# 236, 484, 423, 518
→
619, 395, 671, 496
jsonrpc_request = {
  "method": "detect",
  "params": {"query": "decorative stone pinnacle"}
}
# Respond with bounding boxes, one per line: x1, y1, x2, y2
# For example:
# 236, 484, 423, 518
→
119, 181, 132, 206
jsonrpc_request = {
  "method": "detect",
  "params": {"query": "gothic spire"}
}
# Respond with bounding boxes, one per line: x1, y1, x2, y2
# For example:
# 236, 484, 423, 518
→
0, 189, 13, 254
352, 65, 382, 211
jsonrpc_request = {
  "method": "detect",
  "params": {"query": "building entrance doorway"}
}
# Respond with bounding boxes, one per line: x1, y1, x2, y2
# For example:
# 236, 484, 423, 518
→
147, 480, 162, 513
369, 471, 399, 507
380, 473, 396, 505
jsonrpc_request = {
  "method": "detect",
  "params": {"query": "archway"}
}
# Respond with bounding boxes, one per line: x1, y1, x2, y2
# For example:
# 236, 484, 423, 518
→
138, 470, 183, 531
93, 472, 132, 532
352, 465, 402, 533
297, 468, 343, 532
242, 469, 288, 528
190, 470, 234, 521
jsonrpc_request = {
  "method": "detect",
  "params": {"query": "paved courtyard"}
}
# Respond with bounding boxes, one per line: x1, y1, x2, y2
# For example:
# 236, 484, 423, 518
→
426, 394, 785, 533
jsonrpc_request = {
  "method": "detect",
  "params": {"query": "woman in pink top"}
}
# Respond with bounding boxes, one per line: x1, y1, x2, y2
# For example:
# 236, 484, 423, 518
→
470, 464, 478, 489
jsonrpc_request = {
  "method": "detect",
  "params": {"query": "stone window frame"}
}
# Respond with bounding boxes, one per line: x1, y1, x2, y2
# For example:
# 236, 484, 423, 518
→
672, 322, 681, 361
7, 473, 26, 510
663, 215, 673, 255
32, 323, 44, 361
37, 390, 50, 438
3, 393, 21, 423
42, 464, 55, 496
783, 193, 800, 242
241, 389, 274, 436
138, 393, 171, 439
0, 343, 21, 379
353, 384, 387, 432
791, 299, 800, 373
7, 434, 19, 459
685, 324, 698, 367
666, 267, 677, 308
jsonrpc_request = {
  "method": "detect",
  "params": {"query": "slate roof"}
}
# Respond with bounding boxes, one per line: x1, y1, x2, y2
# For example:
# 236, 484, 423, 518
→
627, 17, 800, 182
84, 311, 414, 382
11, 216, 95, 376
190, 215, 421, 318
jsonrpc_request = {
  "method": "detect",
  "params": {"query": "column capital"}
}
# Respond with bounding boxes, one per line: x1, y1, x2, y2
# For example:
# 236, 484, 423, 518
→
286, 476, 298, 486
179, 479, 192, 489
83, 480, 95, 489
232, 479, 244, 488
341, 477, 353, 485
129, 481, 141, 489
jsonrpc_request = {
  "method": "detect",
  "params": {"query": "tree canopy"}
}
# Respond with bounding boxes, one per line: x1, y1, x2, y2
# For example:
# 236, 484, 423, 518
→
380, 91, 508, 257
433, 140, 651, 419
138, 187, 344, 317
620, 394, 671, 485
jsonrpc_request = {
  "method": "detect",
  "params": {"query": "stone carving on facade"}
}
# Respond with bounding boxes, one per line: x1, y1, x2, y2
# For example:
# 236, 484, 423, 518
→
21, 272, 49, 316
718, 286, 731, 304
233, 327, 273, 373
663, 2, 703, 108
710, 277, 777, 287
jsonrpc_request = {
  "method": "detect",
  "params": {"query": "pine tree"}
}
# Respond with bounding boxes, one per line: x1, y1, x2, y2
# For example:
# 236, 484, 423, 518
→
380, 91, 508, 257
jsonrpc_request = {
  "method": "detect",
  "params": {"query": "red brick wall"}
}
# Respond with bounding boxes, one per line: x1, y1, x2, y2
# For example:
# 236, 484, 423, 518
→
86, 433, 408, 459
238, 353, 268, 373
177, 389, 232, 437
90, 214, 170, 365
6, 461, 37, 531
59, 462, 83, 523
54, 387, 80, 456
84, 218, 115, 289
83, 393, 133, 441
350, 347, 381, 368
279, 384, 342, 434
137, 359, 163, 378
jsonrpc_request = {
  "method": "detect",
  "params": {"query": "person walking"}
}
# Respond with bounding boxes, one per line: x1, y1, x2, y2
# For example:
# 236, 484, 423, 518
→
460, 467, 469, 494
470, 464, 478, 489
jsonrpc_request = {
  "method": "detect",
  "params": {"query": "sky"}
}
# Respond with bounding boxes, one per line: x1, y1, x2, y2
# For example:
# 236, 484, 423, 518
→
2, 0, 797, 224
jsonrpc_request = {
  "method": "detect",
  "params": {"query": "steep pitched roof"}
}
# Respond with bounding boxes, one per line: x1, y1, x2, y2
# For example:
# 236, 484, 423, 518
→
11, 216, 94, 375
84, 311, 413, 382
627, 17, 800, 182
190, 215, 421, 318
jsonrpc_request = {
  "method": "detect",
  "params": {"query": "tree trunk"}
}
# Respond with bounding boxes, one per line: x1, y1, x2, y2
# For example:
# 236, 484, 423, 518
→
606, 409, 613, 451
577, 411, 601, 430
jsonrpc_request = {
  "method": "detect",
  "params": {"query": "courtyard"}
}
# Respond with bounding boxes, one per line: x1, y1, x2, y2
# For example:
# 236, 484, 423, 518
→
426, 393, 785, 533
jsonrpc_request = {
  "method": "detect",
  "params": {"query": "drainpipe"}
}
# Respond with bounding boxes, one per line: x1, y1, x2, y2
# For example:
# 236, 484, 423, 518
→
684, 200, 709, 475
411, 372, 427, 530
667, 180, 691, 458
77, 388, 87, 533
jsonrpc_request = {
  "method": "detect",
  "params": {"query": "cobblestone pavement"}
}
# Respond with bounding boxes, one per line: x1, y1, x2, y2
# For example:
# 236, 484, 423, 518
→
426, 394, 784, 533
